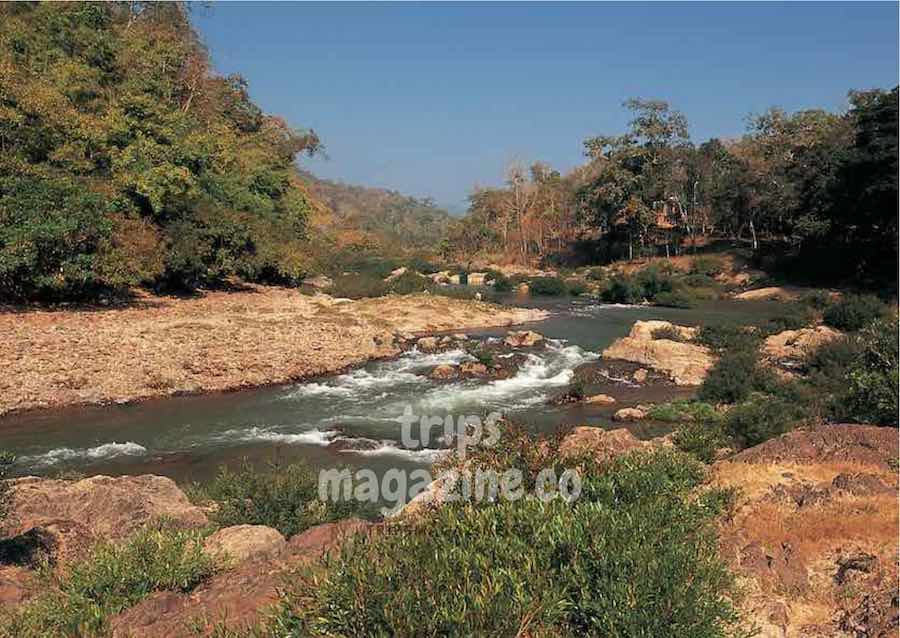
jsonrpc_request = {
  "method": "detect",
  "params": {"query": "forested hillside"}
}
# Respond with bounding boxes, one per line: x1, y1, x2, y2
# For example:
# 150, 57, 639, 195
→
445, 92, 898, 289
298, 170, 451, 253
0, 3, 322, 300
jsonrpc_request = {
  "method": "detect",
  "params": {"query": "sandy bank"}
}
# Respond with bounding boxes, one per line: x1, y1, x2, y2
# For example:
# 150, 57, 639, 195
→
0, 286, 546, 417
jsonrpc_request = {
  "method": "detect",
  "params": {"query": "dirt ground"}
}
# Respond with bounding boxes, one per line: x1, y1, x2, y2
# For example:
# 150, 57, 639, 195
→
0, 286, 546, 416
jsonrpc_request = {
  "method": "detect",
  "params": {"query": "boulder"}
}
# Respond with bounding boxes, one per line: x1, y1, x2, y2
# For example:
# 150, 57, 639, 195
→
416, 336, 440, 352
733, 286, 801, 301
203, 525, 286, 564
613, 407, 646, 421
2, 475, 208, 565
585, 393, 616, 405
762, 326, 842, 361
468, 272, 487, 286
459, 361, 489, 377
516, 283, 529, 295
429, 364, 458, 380
632, 368, 649, 383
504, 330, 544, 348
602, 320, 713, 386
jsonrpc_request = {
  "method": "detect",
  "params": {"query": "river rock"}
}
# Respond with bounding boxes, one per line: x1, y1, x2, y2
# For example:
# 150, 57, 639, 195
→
459, 361, 489, 377
430, 364, 458, 380
585, 393, 616, 405
468, 272, 487, 286
613, 407, 646, 421
762, 326, 842, 362
416, 336, 440, 352
558, 427, 650, 463
733, 286, 802, 301
204, 525, 286, 564
602, 320, 713, 386
632, 368, 649, 383
504, 330, 544, 348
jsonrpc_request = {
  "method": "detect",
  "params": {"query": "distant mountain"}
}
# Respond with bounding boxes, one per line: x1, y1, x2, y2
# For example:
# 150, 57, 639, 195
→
298, 170, 451, 251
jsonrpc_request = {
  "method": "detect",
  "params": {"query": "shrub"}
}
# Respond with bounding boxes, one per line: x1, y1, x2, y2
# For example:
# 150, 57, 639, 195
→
565, 279, 589, 296
387, 270, 434, 295
805, 335, 862, 392
329, 273, 388, 299
699, 349, 768, 404
646, 400, 722, 424
485, 270, 513, 292
528, 276, 568, 296
800, 290, 831, 310
823, 294, 886, 331
673, 421, 728, 463
270, 450, 744, 637
655, 288, 698, 308
634, 264, 676, 298
194, 461, 370, 537
726, 394, 803, 447
690, 256, 725, 277
0, 453, 13, 526
586, 266, 607, 281
600, 274, 644, 304
765, 303, 816, 332
843, 316, 899, 425
404, 256, 439, 275
1, 525, 214, 637
681, 273, 718, 289
696, 323, 760, 353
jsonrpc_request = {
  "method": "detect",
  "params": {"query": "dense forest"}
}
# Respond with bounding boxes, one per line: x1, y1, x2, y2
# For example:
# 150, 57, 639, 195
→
444, 92, 898, 289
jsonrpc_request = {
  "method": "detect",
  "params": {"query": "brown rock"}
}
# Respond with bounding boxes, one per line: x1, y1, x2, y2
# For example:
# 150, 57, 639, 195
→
429, 364, 458, 380
762, 326, 842, 361
831, 472, 896, 496
416, 336, 440, 352
109, 519, 372, 638
203, 525, 286, 564
613, 407, 646, 421
504, 330, 544, 348
837, 588, 899, 638
0, 565, 36, 607
3, 475, 208, 564
585, 393, 616, 405
731, 424, 899, 469
632, 368, 649, 383
602, 321, 713, 386
459, 361, 489, 377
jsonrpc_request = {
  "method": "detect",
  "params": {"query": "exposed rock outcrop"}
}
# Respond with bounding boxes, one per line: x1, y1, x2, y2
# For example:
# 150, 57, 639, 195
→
602, 321, 714, 386
429, 364, 458, 380
762, 326, 842, 362
584, 393, 616, 405
613, 407, 645, 421
2, 475, 208, 565
503, 330, 544, 348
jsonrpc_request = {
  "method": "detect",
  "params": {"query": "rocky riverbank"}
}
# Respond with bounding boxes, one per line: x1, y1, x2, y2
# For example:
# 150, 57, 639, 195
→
0, 286, 546, 417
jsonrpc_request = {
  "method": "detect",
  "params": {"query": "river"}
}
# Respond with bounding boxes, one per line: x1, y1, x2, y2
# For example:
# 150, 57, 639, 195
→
1, 296, 779, 483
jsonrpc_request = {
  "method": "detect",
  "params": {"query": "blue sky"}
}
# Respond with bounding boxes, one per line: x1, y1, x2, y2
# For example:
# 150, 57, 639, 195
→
192, 2, 898, 212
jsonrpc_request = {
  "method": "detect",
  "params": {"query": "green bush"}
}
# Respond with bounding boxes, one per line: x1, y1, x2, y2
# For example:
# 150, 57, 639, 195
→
329, 273, 388, 299
194, 461, 369, 537
690, 256, 725, 277
387, 270, 434, 295
646, 400, 721, 424
600, 274, 644, 304
842, 316, 899, 425
655, 288, 698, 308
765, 303, 816, 332
823, 294, 887, 331
699, 349, 770, 404
800, 290, 831, 310
565, 278, 589, 296
485, 270, 513, 292
725, 394, 803, 447
528, 276, 568, 296
0, 453, 13, 526
269, 450, 744, 637
696, 323, 761, 353
634, 264, 676, 298
682, 273, 719, 289
1, 525, 214, 638
673, 421, 728, 463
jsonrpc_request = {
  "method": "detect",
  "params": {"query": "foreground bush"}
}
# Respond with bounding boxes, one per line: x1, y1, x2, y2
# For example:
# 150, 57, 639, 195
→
1, 526, 214, 637
842, 317, 899, 425
823, 294, 886, 331
387, 270, 434, 295
725, 394, 804, 448
690, 256, 725, 277
696, 323, 761, 353
699, 349, 770, 404
674, 421, 728, 463
269, 450, 745, 637
194, 461, 369, 537
646, 400, 721, 423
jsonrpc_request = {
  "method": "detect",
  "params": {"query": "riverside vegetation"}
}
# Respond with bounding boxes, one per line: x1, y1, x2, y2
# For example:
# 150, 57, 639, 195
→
0, 3, 897, 638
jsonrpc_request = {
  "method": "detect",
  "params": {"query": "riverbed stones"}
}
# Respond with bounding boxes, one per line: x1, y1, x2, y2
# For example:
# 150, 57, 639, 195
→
762, 326, 842, 362
416, 336, 440, 352
632, 368, 649, 383
585, 393, 616, 405
504, 330, 544, 348
613, 407, 646, 421
602, 320, 713, 386
430, 364, 458, 380
459, 361, 489, 377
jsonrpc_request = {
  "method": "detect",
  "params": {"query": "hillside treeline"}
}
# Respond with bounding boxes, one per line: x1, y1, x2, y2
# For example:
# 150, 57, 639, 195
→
446, 91, 898, 288
298, 169, 451, 254
0, 2, 324, 300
